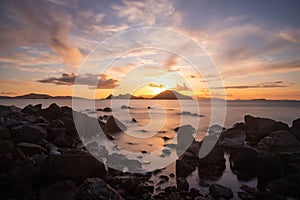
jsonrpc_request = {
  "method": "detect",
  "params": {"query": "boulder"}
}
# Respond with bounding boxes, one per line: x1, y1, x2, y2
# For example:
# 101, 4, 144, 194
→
17, 142, 46, 157
41, 154, 106, 183
229, 147, 259, 180
47, 127, 66, 141
39, 180, 77, 200
22, 104, 42, 115
53, 133, 74, 148
291, 118, 300, 141
106, 116, 127, 133
0, 127, 10, 140
19, 125, 48, 143
174, 125, 195, 150
257, 130, 300, 152
266, 173, 300, 198
0, 139, 14, 154
219, 128, 246, 148
75, 177, 124, 200
0, 105, 21, 115
209, 184, 233, 199
245, 115, 289, 144
176, 159, 195, 178
103, 107, 112, 112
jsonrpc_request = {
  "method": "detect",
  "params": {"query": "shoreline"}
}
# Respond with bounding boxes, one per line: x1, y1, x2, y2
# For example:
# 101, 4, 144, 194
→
0, 103, 300, 199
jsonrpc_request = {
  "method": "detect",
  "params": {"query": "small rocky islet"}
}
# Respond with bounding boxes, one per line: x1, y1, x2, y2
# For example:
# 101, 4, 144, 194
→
0, 103, 300, 199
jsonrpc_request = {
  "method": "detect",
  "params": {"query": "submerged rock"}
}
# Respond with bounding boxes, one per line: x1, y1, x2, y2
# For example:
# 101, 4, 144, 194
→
103, 107, 112, 112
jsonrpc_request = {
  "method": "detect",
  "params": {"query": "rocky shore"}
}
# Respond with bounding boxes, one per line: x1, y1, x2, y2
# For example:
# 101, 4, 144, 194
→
0, 103, 300, 199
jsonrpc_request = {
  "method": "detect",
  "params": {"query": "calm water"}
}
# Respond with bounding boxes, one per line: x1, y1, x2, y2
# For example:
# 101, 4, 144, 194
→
1, 99, 299, 198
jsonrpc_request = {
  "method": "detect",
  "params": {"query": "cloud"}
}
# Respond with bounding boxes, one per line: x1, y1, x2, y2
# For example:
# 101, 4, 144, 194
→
37, 73, 119, 89
172, 83, 191, 91
149, 83, 164, 88
212, 81, 293, 89
279, 28, 300, 44
0, 92, 19, 95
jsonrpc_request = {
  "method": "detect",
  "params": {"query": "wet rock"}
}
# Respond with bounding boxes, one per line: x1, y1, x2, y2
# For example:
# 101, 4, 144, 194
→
39, 180, 77, 200
229, 147, 259, 180
131, 118, 137, 123
106, 116, 127, 133
266, 173, 300, 197
17, 142, 46, 157
22, 104, 42, 115
47, 127, 66, 141
209, 184, 233, 199
257, 130, 300, 152
291, 118, 300, 141
245, 115, 289, 144
0, 139, 14, 153
75, 177, 124, 200
103, 107, 112, 112
219, 128, 246, 148
238, 192, 255, 200
0, 105, 21, 115
19, 125, 48, 143
0, 127, 10, 140
240, 184, 256, 195
41, 154, 106, 183
176, 177, 189, 191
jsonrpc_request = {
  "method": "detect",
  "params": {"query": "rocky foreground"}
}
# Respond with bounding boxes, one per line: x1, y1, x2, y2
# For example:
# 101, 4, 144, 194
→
0, 103, 300, 200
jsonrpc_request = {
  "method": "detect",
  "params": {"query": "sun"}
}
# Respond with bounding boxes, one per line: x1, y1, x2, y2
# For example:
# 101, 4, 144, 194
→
151, 86, 166, 95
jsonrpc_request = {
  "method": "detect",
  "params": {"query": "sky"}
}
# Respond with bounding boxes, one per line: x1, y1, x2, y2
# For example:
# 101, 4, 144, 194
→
0, 0, 300, 100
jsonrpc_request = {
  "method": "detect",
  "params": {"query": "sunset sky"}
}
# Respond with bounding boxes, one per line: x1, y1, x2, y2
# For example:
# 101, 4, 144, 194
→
0, 0, 300, 100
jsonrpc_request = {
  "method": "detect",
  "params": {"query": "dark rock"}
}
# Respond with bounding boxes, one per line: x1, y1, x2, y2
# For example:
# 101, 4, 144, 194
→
162, 136, 171, 141
19, 125, 48, 143
41, 154, 106, 183
238, 192, 255, 200
131, 118, 137, 123
39, 180, 77, 200
75, 177, 124, 200
240, 184, 256, 195
176, 177, 189, 191
291, 118, 300, 141
0, 139, 14, 153
121, 105, 131, 109
17, 142, 46, 157
208, 124, 224, 136
49, 119, 65, 128
53, 133, 74, 148
103, 107, 112, 112
159, 175, 169, 182
147, 106, 151, 109
229, 147, 259, 180
176, 159, 195, 178
175, 125, 195, 150
0, 127, 10, 140
245, 115, 289, 144
255, 191, 286, 200
106, 116, 127, 133
22, 104, 42, 115
266, 173, 300, 197
209, 184, 233, 199
162, 148, 171, 155
47, 127, 66, 141
219, 128, 246, 148
198, 144, 226, 180
0, 105, 21, 114
257, 130, 300, 152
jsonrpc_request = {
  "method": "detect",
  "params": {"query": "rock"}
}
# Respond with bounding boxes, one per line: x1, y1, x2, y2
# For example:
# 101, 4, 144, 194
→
121, 105, 131, 109
240, 184, 256, 195
162, 136, 171, 141
266, 173, 300, 198
42, 103, 63, 120
22, 104, 42, 115
106, 116, 127, 133
175, 125, 195, 150
176, 159, 195, 178
198, 144, 226, 180
257, 130, 300, 152
76, 177, 124, 200
159, 175, 169, 182
229, 147, 259, 180
176, 177, 189, 191
11, 160, 39, 194
131, 118, 137, 123
238, 192, 255, 200
209, 184, 233, 199
19, 125, 48, 143
219, 128, 246, 148
0, 105, 21, 115
162, 148, 171, 155
0, 127, 10, 140
17, 142, 46, 157
41, 154, 106, 183
39, 180, 77, 200
0, 139, 14, 153
245, 115, 289, 144
47, 127, 66, 141
291, 118, 300, 141
147, 106, 151, 109
103, 107, 112, 112
208, 124, 224, 136
255, 191, 286, 200
53, 133, 74, 148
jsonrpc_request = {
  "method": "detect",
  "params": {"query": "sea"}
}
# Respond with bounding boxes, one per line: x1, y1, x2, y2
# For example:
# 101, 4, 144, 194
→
1, 99, 299, 198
